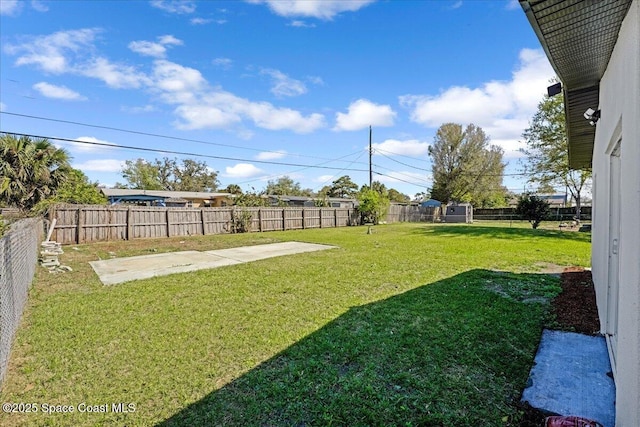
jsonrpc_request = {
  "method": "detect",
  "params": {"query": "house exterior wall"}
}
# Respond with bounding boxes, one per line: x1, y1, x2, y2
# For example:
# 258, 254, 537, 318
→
591, 2, 640, 424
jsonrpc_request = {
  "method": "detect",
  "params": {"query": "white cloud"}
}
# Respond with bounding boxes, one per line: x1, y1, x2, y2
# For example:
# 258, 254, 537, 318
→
289, 20, 316, 28
68, 136, 117, 153
121, 104, 156, 113
314, 174, 335, 183
334, 99, 396, 131
82, 57, 149, 89
372, 139, 429, 157
6, 28, 326, 135
451, 1, 463, 9
5, 28, 99, 73
150, 0, 196, 14
307, 75, 324, 86
33, 82, 86, 100
129, 35, 183, 58
158, 35, 182, 46
224, 163, 264, 178
505, 0, 520, 11
213, 57, 233, 69
190, 17, 212, 25
128, 41, 167, 58
400, 48, 554, 157
0, 0, 22, 16
73, 159, 124, 172
0, 102, 7, 111
247, 0, 376, 20
261, 68, 307, 97
31, 0, 48, 12
256, 150, 287, 160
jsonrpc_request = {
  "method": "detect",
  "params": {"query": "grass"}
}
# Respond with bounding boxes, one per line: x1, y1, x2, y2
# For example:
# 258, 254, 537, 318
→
0, 222, 590, 426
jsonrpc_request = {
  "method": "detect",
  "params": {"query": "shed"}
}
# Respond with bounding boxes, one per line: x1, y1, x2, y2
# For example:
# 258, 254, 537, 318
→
445, 204, 473, 223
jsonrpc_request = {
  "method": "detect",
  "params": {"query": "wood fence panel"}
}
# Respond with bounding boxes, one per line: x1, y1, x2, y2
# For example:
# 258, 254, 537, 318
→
336, 209, 351, 227
284, 208, 304, 230
204, 208, 232, 235
320, 208, 335, 228
259, 208, 284, 232
131, 207, 167, 239
169, 209, 202, 237
50, 207, 78, 244
301, 208, 318, 229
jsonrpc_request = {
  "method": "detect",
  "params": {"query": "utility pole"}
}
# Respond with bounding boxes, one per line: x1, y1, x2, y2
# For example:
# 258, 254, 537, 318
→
369, 125, 373, 188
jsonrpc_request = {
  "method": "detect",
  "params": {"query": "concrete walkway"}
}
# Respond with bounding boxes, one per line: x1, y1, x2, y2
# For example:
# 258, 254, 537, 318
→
521, 329, 616, 427
90, 241, 336, 285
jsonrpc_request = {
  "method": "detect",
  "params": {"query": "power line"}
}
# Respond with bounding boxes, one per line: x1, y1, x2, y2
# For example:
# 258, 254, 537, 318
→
0, 111, 370, 166
0, 131, 372, 173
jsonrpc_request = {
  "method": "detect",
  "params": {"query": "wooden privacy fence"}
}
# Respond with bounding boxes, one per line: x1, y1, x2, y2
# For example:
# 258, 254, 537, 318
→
49, 205, 361, 244
386, 205, 441, 223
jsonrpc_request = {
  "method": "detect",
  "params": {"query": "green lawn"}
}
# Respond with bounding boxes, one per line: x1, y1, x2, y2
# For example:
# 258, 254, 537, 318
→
0, 222, 590, 426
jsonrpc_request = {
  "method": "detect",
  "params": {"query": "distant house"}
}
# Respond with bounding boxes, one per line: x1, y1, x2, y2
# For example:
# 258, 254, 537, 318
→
521, 0, 639, 424
266, 195, 357, 208
535, 194, 567, 208
102, 189, 231, 207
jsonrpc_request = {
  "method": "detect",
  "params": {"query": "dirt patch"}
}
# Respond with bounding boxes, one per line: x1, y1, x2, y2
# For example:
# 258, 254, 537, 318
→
551, 267, 600, 335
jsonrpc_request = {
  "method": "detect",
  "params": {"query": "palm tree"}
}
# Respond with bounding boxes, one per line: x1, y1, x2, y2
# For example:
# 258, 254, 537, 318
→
0, 134, 72, 211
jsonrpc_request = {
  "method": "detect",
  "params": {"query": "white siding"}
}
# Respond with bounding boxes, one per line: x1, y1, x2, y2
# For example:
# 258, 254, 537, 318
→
592, 1, 640, 424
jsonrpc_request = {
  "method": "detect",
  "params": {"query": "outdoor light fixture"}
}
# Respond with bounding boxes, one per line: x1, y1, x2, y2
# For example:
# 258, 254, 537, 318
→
584, 108, 601, 126
547, 82, 562, 97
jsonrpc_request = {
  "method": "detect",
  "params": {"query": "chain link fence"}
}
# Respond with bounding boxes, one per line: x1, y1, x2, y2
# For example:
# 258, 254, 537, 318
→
0, 217, 42, 388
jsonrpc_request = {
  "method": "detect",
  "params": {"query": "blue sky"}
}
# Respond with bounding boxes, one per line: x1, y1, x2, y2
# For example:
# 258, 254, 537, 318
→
0, 0, 554, 198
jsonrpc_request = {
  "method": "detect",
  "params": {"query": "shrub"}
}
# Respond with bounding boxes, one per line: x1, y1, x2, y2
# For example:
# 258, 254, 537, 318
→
516, 194, 550, 229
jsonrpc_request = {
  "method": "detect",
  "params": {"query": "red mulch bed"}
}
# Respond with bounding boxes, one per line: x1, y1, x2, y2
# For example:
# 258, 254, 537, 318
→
516, 267, 601, 426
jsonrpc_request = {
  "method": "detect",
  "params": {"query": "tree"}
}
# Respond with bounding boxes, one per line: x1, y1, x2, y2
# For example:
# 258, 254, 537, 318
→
516, 193, 550, 229
388, 188, 410, 203
521, 91, 591, 221
224, 184, 243, 195
120, 158, 163, 190
32, 169, 107, 214
357, 188, 389, 225
0, 134, 72, 211
119, 157, 219, 191
327, 176, 359, 198
263, 176, 311, 196
428, 123, 506, 207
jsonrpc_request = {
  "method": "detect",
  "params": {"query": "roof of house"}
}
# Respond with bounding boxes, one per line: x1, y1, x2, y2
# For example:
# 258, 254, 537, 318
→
519, 0, 633, 169
101, 189, 231, 199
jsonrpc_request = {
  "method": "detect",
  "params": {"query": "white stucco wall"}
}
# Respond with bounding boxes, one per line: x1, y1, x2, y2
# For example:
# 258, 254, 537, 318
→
592, 1, 640, 424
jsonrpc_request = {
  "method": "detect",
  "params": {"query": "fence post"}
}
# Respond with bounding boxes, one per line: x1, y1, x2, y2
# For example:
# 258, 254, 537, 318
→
258, 208, 262, 232
302, 208, 306, 229
166, 209, 171, 237
319, 209, 323, 228
334, 209, 337, 228
200, 208, 206, 235
282, 208, 286, 231
76, 207, 84, 244
126, 207, 133, 240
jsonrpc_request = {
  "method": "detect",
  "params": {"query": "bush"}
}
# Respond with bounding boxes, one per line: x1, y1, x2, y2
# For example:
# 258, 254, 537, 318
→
516, 194, 550, 229
357, 189, 389, 225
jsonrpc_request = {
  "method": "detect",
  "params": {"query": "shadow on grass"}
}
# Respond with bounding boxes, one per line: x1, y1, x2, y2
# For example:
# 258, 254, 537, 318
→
415, 224, 591, 243
158, 269, 559, 427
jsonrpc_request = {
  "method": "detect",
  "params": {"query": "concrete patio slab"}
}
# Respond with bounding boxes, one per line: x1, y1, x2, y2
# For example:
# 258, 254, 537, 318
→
521, 329, 616, 427
90, 242, 336, 285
